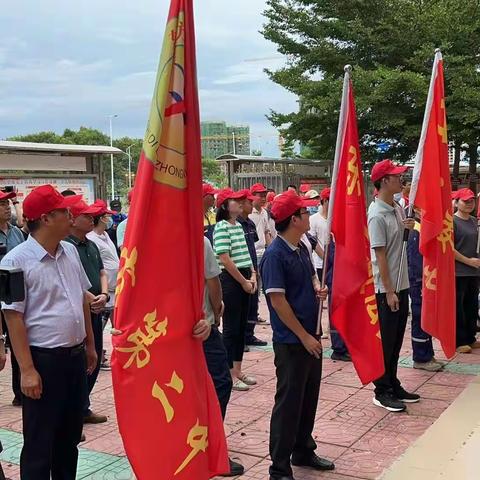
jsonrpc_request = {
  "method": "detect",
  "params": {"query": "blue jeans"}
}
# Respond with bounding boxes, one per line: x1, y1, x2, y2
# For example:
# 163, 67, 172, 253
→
203, 326, 233, 419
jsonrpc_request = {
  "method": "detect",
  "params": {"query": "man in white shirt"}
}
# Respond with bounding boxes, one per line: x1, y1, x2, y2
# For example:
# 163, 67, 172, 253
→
309, 187, 330, 281
1, 185, 97, 480
247, 183, 271, 346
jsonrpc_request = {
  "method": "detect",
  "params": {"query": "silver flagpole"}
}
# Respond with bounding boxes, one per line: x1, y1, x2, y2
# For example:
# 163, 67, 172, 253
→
316, 65, 351, 335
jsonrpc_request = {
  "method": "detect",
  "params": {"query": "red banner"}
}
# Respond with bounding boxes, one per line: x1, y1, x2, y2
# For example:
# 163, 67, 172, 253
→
410, 52, 456, 358
111, 1, 229, 478
330, 75, 385, 385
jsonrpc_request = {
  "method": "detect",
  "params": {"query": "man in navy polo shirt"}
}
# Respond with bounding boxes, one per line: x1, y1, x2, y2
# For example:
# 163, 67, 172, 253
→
260, 191, 334, 480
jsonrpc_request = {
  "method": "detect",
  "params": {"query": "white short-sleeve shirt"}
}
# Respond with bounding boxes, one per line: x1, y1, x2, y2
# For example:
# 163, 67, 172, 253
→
1, 236, 92, 348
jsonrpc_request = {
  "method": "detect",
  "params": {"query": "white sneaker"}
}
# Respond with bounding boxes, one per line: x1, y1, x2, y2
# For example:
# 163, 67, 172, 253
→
232, 380, 250, 391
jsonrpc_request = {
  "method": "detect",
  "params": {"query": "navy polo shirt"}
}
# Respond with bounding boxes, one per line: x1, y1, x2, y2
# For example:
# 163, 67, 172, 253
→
260, 236, 318, 344
238, 215, 259, 269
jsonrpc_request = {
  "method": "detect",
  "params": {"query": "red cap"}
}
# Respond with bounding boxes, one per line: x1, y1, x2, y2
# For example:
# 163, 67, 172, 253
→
202, 183, 219, 197
320, 188, 331, 200
266, 191, 275, 203
300, 183, 310, 193
0, 191, 15, 201
23, 185, 82, 221
92, 199, 116, 215
237, 189, 257, 201
127, 189, 134, 203
455, 188, 475, 201
270, 191, 310, 222
70, 200, 103, 218
371, 159, 408, 182
250, 183, 268, 194
215, 188, 245, 208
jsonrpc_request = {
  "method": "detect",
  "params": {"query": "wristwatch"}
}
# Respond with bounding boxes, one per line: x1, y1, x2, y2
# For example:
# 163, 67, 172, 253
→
0, 334, 6, 344
101, 293, 111, 303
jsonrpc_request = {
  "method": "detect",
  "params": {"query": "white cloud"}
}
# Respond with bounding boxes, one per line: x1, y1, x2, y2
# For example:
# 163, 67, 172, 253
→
0, 0, 297, 156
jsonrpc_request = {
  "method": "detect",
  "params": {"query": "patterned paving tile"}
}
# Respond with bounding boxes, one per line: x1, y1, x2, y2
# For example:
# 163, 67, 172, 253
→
426, 371, 475, 388
227, 426, 270, 458
81, 457, 133, 480
404, 397, 450, 417
312, 418, 373, 448
415, 383, 465, 402
76, 450, 122, 479
334, 448, 398, 479
370, 413, 435, 437
82, 432, 126, 456
320, 384, 358, 403
352, 428, 416, 456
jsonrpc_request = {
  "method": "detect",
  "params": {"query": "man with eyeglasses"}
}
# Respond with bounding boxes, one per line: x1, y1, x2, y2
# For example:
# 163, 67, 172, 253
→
0, 185, 97, 479
260, 192, 333, 480
368, 160, 419, 413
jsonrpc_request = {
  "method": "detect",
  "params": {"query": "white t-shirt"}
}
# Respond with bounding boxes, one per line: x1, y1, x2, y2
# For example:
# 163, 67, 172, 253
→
87, 230, 120, 307
309, 212, 328, 270
249, 207, 270, 259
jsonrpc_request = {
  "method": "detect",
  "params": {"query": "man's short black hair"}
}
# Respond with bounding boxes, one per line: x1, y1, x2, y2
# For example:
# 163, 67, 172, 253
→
61, 189, 76, 197
93, 215, 102, 227
26, 219, 41, 233
373, 179, 382, 190
287, 184, 297, 191
274, 208, 302, 233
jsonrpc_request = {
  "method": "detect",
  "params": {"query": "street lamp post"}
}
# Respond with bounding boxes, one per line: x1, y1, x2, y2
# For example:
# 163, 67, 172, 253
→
126, 144, 135, 189
108, 114, 118, 200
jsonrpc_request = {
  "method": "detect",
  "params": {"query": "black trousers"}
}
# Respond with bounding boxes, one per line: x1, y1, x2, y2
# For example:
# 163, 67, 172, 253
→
220, 269, 251, 368
269, 343, 322, 477
84, 313, 103, 415
373, 290, 409, 396
455, 276, 478, 347
2, 313, 21, 401
203, 326, 233, 419
21, 345, 87, 480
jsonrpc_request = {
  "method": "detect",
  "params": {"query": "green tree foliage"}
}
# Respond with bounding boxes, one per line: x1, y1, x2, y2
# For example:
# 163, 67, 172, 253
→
9, 128, 227, 195
262, 0, 480, 186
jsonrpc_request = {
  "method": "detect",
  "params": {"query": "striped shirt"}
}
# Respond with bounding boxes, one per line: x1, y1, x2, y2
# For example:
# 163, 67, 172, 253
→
213, 220, 253, 269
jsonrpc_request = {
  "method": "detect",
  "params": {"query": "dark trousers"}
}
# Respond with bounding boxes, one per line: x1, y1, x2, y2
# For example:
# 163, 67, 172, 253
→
269, 343, 322, 477
2, 314, 21, 401
84, 313, 103, 415
21, 346, 87, 480
410, 283, 434, 363
203, 326, 233, 419
455, 276, 478, 347
245, 287, 258, 342
373, 290, 409, 396
221, 269, 251, 368
326, 289, 348, 355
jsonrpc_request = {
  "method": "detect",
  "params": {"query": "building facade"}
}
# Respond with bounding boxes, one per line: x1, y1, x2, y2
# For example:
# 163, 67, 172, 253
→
201, 121, 250, 158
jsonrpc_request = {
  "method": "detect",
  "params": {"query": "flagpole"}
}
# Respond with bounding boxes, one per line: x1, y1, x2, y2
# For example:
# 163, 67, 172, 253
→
316, 65, 351, 335
397, 49, 442, 293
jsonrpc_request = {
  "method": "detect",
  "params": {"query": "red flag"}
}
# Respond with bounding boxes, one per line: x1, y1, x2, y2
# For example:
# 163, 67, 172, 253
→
111, 1, 229, 478
330, 68, 385, 385
409, 51, 456, 358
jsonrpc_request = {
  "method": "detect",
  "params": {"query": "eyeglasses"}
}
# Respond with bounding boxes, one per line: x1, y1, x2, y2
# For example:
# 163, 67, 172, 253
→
295, 209, 310, 217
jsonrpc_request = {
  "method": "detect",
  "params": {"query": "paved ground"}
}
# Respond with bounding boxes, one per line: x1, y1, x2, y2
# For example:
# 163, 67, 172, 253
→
1, 300, 479, 479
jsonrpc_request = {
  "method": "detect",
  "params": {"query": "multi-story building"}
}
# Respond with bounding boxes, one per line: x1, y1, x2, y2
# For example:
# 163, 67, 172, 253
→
201, 121, 250, 158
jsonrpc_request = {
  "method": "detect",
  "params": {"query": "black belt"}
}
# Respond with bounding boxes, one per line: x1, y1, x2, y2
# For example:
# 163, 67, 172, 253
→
30, 342, 85, 356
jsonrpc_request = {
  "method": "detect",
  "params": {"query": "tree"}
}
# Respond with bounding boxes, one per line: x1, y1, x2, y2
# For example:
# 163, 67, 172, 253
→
262, 0, 480, 189
202, 158, 227, 187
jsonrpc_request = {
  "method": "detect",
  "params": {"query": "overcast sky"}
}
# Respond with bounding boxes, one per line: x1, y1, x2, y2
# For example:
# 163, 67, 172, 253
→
0, 0, 298, 156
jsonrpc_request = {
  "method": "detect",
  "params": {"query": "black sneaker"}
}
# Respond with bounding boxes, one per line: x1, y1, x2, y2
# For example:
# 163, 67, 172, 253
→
331, 352, 351, 362
219, 458, 245, 477
394, 387, 420, 403
246, 336, 268, 347
373, 393, 406, 412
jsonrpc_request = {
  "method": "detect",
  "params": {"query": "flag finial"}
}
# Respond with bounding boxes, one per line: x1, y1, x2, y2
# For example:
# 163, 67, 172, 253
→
344, 64, 352, 72
435, 48, 441, 54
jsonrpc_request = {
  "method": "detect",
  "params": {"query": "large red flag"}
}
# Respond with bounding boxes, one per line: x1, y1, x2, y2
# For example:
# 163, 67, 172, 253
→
111, 1, 229, 478
329, 68, 385, 385
409, 50, 456, 358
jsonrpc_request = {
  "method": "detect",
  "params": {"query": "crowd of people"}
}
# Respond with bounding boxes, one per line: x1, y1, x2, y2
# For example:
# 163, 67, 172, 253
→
0, 159, 479, 479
